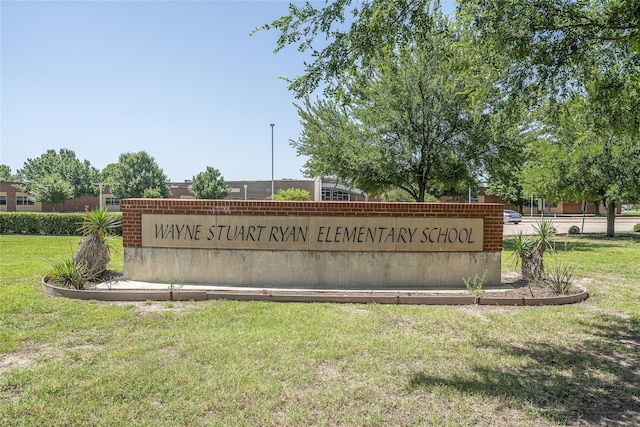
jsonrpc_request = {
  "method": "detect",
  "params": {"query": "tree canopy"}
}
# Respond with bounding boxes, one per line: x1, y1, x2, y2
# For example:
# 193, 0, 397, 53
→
259, 0, 444, 98
458, 0, 640, 134
262, 0, 639, 99
264, 0, 639, 235
292, 15, 495, 201
27, 173, 74, 210
458, 0, 640, 235
16, 149, 98, 211
523, 93, 640, 235
272, 188, 311, 201
103, 151, 170, 199
0, 164, 14, 181
189, 166, 231, 199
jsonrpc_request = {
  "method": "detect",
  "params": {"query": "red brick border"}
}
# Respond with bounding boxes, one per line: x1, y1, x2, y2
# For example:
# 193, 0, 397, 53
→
121, 200, 503, 252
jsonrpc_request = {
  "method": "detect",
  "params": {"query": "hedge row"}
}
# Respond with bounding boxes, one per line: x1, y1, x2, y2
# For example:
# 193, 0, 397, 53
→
0, 212, 123, 236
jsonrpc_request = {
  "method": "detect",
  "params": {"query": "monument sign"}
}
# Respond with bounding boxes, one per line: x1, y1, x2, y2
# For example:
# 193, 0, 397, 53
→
122, 200, 503, 289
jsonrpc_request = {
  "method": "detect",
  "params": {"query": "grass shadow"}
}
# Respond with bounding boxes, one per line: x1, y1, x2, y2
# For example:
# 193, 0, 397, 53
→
408, 314, 640, 425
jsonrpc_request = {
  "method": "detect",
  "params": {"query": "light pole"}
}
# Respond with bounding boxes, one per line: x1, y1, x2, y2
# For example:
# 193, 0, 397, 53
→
93, 182, 103, 210
270, 123, 275, 199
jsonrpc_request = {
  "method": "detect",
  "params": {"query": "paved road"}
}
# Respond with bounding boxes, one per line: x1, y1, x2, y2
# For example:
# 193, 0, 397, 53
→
503, 216, 639, 236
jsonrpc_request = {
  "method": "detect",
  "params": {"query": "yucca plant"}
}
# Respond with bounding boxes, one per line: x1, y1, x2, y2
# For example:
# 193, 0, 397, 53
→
531, 217, 556, 258
545, 261, 575, 295
509, 218, 556, 282
73, 209, 121, 280
47, 259, 90, 289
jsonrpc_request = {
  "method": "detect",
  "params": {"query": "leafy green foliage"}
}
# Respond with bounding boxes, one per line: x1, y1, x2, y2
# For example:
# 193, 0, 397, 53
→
102, 151, 170, 199
458, 0, 639, 104
293, 15, 493, 201
272, 188, 311, 201
189, 166, 231, 199
258, 0, 441, 98
0, 212, 122, 235
462, 270, 486, 296
522, 94, 640, 236
383, 188, 438, 202
16, 149, 98, 211
568, 225, 581, 235
485, 120, 533, 210
633, 223, 640, 232
26, 173, 74, 210
0, 164, 13, 181
141, 187, 168, 199
46, 258, 90, 289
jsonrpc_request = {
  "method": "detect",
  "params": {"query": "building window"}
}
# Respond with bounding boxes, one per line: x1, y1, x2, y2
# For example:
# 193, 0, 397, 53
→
0, 196, 6, 206
106, 197, 120, 206
322, 188, 350, 201
16, 196, 35, 206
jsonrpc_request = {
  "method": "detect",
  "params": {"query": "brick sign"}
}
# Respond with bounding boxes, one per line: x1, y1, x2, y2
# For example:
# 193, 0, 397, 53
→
141, 214, 484, 252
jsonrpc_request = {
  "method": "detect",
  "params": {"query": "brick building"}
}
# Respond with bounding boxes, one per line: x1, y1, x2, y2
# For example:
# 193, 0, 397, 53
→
0, 180, 620, 214
0, 178, 376, 213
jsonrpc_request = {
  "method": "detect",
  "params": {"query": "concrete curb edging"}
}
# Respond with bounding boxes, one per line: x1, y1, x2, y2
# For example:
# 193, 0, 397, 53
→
41, 279, 208, 301
42, 278, 588, 306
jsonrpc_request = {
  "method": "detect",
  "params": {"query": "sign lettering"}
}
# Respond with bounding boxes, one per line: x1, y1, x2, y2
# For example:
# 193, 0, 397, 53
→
141, 214, 483, 252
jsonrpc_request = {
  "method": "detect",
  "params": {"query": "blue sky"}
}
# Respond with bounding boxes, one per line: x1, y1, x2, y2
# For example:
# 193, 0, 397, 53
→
1, 0, 316, 182
2, 0, 456, 182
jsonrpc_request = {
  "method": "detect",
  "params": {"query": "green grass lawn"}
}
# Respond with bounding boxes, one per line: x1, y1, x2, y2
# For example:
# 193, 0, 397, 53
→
1, 234, 639, 426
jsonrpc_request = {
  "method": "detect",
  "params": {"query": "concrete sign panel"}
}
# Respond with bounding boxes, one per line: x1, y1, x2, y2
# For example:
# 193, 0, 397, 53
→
141, 214, 483, 252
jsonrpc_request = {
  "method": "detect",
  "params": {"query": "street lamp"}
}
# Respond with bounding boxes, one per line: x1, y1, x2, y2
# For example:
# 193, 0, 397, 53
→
270, 123, 275, 199
93, 182, 103, 210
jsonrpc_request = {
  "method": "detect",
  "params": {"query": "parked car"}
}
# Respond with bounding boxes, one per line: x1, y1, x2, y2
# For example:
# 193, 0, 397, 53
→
503, 209, 522, 224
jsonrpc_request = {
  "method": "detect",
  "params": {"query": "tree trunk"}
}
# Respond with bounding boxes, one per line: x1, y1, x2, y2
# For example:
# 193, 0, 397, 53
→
594, 201, 602, 216
521, 250, 544, 282
606, 200, 616, 237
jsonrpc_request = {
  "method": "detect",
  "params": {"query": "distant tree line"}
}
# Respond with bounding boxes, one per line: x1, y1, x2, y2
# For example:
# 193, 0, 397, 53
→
1, 150, 231, 211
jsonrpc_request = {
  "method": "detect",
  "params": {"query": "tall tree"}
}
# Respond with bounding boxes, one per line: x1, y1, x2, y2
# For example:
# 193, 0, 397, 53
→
293, 16, 493, 201
28, 173, 74, 211
189, 166, 231, 199
17, 149, 98, 212
485, 112, 539, 213
0, 164, 13, 181
458, 0, 640, 235
103, 151, 170, 199
533, 94, 640, 236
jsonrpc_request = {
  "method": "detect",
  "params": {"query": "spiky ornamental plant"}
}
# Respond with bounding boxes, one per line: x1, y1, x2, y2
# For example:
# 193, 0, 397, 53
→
510, 218, 556, 282
73, 209, 121, 280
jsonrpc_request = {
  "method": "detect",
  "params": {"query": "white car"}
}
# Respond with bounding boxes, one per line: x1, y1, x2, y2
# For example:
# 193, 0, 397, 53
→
503, 209, 522, 224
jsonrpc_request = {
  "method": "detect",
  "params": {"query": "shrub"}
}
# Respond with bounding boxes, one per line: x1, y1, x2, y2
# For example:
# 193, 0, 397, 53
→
568, 225, 581, 235
46, 259, 90, 289
0, 212, 121, 235
544, 261, 575, 295
634, 223, 640, 232
463, 270, 486, 296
